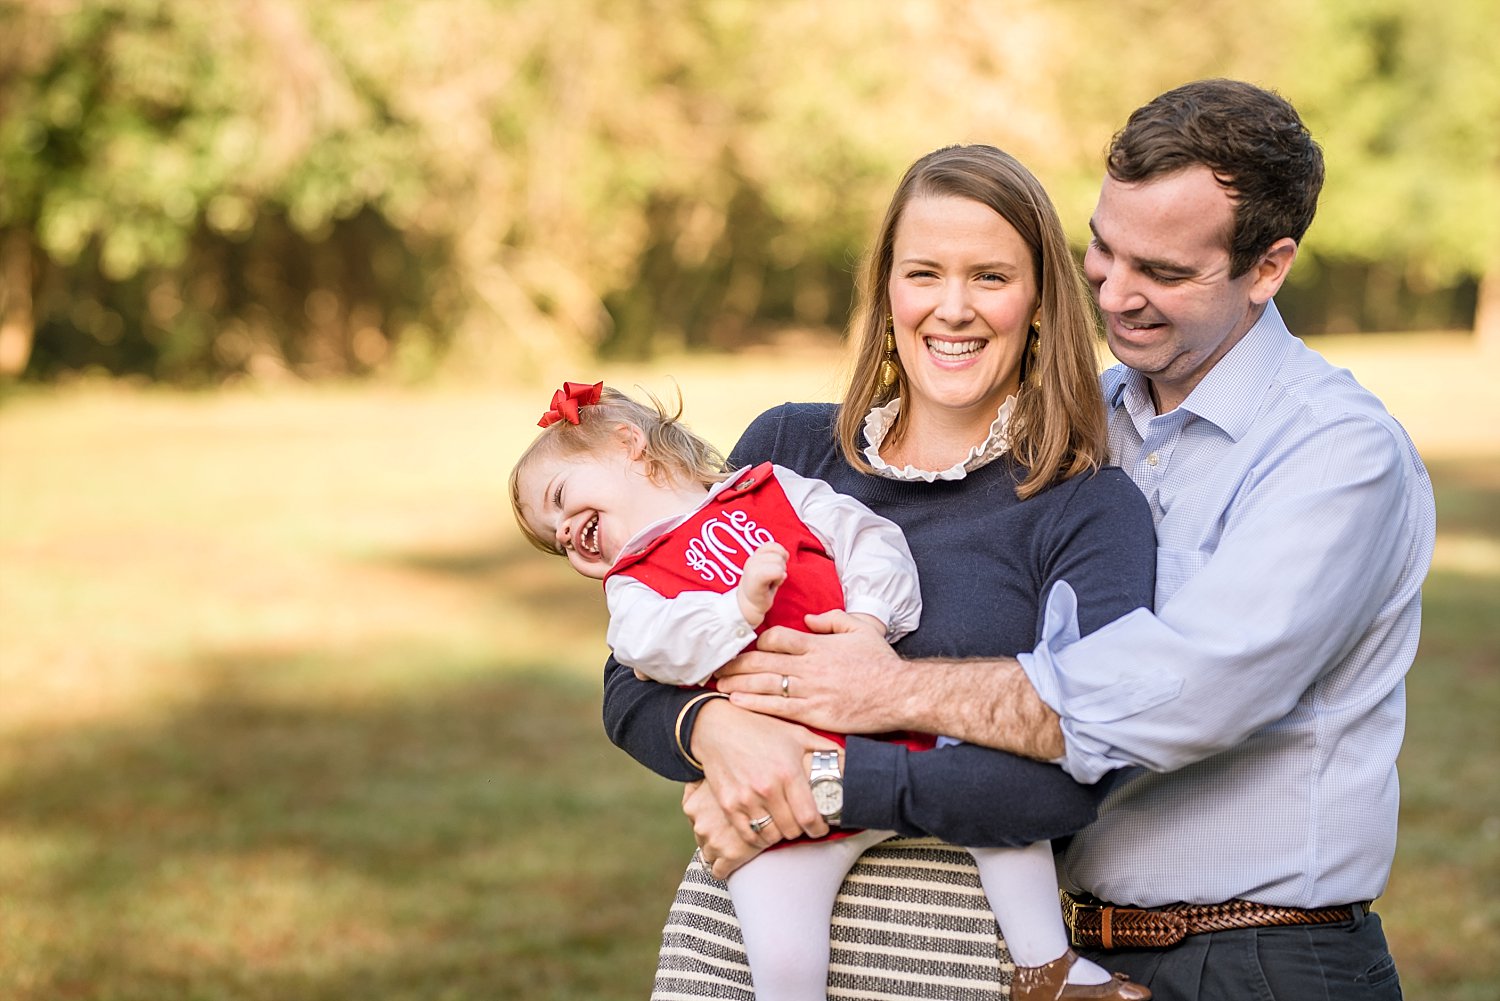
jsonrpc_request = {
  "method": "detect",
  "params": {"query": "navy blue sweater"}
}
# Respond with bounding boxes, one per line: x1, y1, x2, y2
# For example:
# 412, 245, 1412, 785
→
602, 403, 1156, 847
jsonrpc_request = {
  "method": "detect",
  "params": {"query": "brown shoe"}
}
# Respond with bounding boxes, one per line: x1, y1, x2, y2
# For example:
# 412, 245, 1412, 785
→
1011, 948, 1152, 1001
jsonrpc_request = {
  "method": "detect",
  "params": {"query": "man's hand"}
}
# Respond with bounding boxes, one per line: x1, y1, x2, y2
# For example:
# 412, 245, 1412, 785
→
717, 610, 1067, 760
715, 609, 915, 735
691, 697, 833, 844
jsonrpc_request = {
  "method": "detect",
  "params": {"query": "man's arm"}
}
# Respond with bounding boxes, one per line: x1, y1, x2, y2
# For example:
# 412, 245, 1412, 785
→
714, 465, 1158, 762
1027, 418, 1424, 782
723, 416, 1427, 790
714, 621, 1065, 759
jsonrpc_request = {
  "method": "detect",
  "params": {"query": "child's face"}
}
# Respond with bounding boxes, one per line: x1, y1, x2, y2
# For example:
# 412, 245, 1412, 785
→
516, 441, 698, 580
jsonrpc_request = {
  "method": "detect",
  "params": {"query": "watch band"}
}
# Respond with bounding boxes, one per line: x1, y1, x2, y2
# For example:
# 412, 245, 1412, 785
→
810, 750, 841, 776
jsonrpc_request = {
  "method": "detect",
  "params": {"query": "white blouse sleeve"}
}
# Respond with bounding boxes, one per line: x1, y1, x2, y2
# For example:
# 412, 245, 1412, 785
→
772, 465, 923, 641
604, 574, 757, 687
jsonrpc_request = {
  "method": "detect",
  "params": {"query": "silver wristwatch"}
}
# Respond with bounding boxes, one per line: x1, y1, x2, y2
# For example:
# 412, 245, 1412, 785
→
809, 749, 843, 826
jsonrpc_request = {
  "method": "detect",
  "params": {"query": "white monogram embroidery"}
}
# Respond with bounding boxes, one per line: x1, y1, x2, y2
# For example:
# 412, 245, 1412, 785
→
684, 508, 775, 585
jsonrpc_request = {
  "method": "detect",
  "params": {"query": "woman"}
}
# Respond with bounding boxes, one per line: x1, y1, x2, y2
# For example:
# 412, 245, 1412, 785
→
601, 145, 1156, 999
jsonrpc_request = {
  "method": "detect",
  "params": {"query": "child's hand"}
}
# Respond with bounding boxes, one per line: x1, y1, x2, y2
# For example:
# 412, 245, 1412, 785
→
846, 612, 889, 638
736, 543, 789, 628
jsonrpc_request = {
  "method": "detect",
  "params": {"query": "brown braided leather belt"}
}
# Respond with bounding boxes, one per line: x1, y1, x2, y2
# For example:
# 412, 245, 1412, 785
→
1061, 890, 1358, 949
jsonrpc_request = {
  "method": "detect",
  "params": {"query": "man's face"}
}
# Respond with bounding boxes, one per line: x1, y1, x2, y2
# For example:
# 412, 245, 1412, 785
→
1083, 166, 1281, 413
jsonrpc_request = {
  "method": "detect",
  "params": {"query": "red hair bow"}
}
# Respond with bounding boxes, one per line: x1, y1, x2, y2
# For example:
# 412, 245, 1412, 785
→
538, 381, 603, 428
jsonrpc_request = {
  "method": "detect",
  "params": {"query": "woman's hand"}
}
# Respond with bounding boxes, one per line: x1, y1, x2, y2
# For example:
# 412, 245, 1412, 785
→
683, 780, 771, 879
691, 697, 834, 845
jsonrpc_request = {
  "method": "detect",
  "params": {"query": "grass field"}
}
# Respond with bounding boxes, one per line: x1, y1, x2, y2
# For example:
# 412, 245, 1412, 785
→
1, 333, 1497, 1000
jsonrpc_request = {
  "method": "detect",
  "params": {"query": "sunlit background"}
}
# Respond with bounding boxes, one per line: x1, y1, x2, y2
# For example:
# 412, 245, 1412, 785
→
1, 1, 1497, 999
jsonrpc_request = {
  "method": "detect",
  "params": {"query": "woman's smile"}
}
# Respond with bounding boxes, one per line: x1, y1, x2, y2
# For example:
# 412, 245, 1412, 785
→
923, 335, 988, 363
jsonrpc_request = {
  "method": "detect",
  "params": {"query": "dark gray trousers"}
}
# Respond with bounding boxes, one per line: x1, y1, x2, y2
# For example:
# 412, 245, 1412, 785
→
1081, 904, 1402, 1000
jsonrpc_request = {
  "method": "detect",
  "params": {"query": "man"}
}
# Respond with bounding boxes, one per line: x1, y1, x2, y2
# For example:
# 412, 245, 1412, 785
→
697, 80, 1433, 998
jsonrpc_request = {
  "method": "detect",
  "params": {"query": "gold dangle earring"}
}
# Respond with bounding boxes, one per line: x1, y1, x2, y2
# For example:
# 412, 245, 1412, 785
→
879, 315, 899, 390
1026, 320, 1042, 385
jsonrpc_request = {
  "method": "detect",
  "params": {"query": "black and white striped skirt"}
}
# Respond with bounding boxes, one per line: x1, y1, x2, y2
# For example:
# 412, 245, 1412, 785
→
652, 837, 1015, 999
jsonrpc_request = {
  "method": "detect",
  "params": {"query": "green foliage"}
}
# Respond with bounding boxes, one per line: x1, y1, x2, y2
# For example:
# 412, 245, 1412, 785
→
1, 0, 1497, 382
1282, 0, 1500, 281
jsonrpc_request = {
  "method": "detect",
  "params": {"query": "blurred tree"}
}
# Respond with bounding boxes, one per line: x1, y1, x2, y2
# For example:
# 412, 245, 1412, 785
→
998, 0, 1500, 342
0, 0, 1494, 382
1, 0, 454, 380
1281, 0, 1500, 346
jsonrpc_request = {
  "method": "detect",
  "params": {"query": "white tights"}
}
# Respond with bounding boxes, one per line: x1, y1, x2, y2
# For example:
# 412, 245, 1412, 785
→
727, 832, 1111, 1001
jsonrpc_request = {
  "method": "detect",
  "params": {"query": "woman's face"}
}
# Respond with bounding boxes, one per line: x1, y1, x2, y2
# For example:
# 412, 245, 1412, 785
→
887, 194, 1039, 428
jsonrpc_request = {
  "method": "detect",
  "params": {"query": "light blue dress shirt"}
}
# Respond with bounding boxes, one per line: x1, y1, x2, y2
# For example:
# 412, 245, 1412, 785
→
1020, 301, 1436, 908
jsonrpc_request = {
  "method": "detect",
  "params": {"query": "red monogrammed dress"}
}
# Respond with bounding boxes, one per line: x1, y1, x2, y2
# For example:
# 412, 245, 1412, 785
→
604, 461, 934, 759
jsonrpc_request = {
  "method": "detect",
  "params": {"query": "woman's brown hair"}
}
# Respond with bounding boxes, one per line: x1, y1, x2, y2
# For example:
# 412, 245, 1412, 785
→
837, 144, 1107, 498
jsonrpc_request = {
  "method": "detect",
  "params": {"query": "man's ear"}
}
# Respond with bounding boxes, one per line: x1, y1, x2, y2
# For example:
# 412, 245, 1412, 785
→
615, 423, 648, 459
1249, 237, 1299, 305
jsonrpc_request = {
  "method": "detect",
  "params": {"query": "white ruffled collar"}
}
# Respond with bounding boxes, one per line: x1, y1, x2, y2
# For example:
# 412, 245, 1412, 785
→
860, 396, 1015, 482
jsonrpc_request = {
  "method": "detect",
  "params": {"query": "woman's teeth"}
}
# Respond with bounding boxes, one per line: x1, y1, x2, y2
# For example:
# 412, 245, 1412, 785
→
925, 337, 985, 360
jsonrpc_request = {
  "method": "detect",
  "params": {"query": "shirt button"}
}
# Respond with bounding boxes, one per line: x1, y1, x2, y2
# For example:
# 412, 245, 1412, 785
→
1147, 452, 1160, 466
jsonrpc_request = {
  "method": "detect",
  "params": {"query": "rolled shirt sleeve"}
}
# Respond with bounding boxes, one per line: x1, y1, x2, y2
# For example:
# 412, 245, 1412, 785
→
1022, 413, 1420, 785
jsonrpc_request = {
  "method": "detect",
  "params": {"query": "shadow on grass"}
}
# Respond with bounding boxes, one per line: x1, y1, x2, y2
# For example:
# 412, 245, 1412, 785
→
377, 532, 613, 643
1383, 455, 1500, 999
1426, 455, 1500, 536
5, 456, 1496, 1001
1389, 559, 1500, 998
0, 649, 693, 1001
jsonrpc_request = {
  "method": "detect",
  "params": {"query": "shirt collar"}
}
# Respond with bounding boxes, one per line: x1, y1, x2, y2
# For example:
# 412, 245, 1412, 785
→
861, 396, 1015, 482
1105, 300, 1293, 441
1179, 301, 1293, 440
613, 474, 739, 565
1104, 363, 1142, 412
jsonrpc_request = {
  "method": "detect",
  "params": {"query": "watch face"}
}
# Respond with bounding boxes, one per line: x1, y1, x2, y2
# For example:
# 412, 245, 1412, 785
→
811, 778, 843, 815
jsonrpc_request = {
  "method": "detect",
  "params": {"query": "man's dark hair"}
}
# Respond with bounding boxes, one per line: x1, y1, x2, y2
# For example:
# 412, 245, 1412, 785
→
1107, 79, 1325, 278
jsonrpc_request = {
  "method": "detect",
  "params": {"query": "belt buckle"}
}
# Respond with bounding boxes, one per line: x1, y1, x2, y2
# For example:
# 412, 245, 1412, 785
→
1060, 892, 1102, 948
1062, 891, 1189, 950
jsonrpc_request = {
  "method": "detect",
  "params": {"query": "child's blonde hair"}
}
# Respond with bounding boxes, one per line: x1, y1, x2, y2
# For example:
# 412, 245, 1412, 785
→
509, 384, 728, 556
